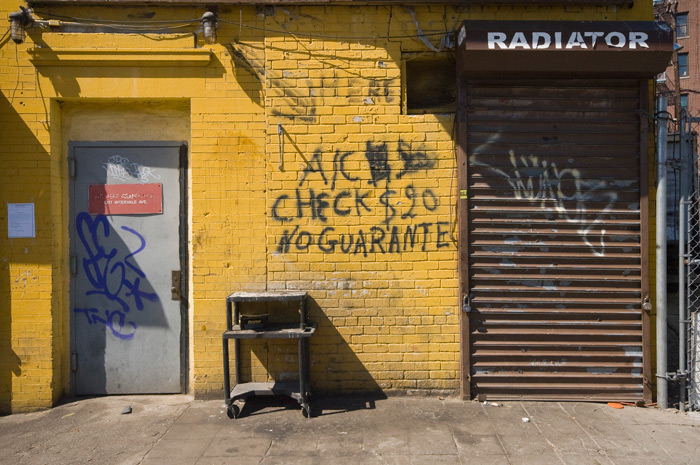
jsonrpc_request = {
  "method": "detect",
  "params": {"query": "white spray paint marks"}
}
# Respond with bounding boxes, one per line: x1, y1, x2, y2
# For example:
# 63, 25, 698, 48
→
470, 143, 618, 257
103, 155, 161, 183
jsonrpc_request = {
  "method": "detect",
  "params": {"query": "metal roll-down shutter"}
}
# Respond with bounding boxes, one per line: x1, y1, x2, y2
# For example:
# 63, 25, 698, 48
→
464, 79, 647, 401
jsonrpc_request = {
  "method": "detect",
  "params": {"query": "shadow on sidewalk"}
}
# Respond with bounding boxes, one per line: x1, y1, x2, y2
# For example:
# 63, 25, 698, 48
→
232, 295, 387, 418
234, 393, 386, 419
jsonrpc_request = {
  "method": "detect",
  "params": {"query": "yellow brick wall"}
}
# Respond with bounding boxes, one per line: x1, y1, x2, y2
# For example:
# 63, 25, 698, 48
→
1, 0, 60, 412
190, 90, 268, 389
0, 0, 656, 410
251, 4, 654, 395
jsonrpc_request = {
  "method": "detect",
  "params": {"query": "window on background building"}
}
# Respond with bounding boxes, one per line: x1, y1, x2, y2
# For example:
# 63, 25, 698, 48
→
681, 94, 689, 111
677, 13, 689, 38
679, 53, 689, 77
657, 72, 667, 82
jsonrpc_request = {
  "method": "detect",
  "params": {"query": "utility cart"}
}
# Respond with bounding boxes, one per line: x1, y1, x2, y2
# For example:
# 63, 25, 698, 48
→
222, 291, 315, 418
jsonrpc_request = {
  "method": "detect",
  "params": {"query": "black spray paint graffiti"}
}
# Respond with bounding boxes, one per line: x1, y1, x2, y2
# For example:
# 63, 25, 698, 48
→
229, 43, 396, 123
73, 212, 158, 340
268, 76, 398, 122
276, 223, 451, 256
397, 140, 436, 178
272, 140, 449, 255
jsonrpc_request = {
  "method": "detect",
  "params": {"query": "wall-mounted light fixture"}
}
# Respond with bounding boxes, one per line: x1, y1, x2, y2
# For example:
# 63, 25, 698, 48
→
9, 7, 32, 44
201, 12, 217, 44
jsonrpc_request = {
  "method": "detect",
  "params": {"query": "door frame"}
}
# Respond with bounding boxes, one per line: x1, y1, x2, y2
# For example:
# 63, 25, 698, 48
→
456, 81, 471, 401
67, 140, 189, 395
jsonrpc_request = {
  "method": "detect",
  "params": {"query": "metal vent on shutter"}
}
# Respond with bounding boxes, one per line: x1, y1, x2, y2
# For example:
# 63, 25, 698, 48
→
465, 79, 645, 401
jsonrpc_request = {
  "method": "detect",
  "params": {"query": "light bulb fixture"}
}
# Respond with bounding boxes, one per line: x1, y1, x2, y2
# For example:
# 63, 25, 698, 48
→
9, 7, 32, 44
201, 11, 217, 44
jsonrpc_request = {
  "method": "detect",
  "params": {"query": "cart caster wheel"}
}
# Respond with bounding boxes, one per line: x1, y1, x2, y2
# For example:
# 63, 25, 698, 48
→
301, 405, 311, 418
227, 404, 240, 419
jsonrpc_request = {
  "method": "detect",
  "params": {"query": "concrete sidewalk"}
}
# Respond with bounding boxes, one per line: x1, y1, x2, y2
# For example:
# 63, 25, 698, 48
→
1, 394, 700, 465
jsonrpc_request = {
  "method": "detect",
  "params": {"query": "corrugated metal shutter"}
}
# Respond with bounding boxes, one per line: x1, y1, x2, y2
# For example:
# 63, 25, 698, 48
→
465, 79, 646, 401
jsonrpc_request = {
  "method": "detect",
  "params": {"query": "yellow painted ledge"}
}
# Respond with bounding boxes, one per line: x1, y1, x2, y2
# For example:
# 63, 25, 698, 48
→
28, 48, 212, 67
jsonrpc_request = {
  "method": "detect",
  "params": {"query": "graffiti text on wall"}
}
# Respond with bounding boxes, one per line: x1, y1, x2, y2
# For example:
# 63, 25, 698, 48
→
73, 212, 158, 340
272, 140, 452, 256
103, 155, 161, 183
471, 149, 619, 257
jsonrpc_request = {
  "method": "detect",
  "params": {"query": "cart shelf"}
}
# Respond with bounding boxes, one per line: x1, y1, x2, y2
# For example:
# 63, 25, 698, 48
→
230, 381, 304, 401
223, 323, 316, 339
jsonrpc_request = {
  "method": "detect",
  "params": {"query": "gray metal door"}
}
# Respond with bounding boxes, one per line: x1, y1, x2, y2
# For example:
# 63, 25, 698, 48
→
70, 142, 185, 394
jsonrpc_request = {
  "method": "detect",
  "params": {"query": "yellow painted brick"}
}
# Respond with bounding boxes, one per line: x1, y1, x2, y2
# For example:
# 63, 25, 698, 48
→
1, 3, 654, 407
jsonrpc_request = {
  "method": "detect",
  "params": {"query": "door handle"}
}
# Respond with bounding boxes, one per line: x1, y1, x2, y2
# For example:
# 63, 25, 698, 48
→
171, 270, 181, 301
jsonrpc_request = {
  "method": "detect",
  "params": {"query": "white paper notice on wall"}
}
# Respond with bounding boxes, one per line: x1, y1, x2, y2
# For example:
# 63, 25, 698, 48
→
7, 203, 35, 238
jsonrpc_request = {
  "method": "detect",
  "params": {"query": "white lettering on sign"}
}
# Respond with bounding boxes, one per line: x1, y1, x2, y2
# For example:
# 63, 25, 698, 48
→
532, 32, 551, 49
566, 32, 586, 49
605, 32, 626, 48
486, 31, 649, 50
584, 32, 605, 48
510, 32, 530, 49
629, 32, 650, 49
488, 32, 507, 49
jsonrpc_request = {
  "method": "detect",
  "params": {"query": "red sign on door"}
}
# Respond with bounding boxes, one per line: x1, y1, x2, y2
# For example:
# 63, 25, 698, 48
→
88, 184, 163, 215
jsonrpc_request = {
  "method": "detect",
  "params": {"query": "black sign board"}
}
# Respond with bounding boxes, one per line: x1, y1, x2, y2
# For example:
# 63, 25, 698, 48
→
458, 21, 674, 78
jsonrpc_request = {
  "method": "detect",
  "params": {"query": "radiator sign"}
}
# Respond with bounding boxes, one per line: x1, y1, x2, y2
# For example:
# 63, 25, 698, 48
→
458, 20, 672, 52
487, 31, 649, 50
88, 183, 163, 215
457, 20, 673, 78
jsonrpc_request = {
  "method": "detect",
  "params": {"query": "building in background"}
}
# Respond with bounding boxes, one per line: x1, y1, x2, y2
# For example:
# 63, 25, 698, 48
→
1, 0, 672, 413
655, 0, 700, 409
656, 0, 700, 119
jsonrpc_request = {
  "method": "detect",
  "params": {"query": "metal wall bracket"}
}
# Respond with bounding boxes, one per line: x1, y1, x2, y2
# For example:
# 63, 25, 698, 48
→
171, 270, 181, 301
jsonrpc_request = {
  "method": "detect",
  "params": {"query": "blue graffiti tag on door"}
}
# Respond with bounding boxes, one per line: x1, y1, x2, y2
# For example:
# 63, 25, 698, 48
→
73, 212, 158, 340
